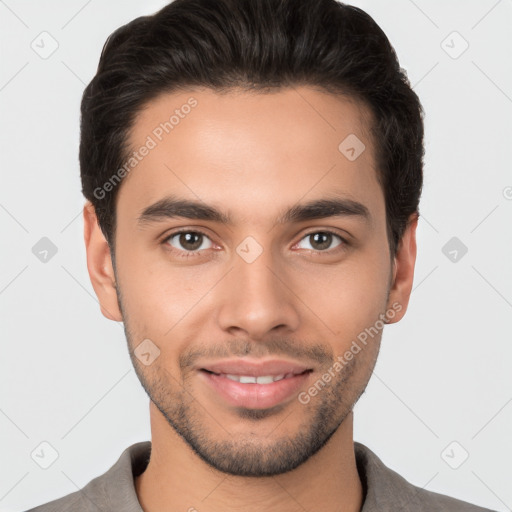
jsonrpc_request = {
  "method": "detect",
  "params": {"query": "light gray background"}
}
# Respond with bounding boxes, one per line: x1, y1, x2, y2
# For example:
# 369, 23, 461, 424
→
1, 1, 511, 511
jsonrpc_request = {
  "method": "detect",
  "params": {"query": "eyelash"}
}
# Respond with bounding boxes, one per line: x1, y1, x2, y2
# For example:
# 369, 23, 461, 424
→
162, 228, 349, 259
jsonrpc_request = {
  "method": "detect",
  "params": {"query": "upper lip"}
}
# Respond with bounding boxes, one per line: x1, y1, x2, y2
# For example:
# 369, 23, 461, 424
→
199, 358, 313, 377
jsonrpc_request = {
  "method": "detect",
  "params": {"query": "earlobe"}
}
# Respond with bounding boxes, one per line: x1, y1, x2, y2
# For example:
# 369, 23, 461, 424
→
83, 201, 123, 322
385, 213, 418, 324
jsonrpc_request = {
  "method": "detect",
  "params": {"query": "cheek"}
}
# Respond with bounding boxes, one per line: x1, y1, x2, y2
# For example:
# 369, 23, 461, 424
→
115, 244, 168, 334
299, 245, 391, 339
115, 244, 220, 337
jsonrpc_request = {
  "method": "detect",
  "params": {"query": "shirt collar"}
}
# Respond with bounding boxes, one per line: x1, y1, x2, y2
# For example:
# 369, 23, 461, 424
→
103, 440, 424, 511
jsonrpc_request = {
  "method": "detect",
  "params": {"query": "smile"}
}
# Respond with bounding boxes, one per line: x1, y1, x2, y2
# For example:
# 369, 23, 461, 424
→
200, 367, 313, 409
203, 370, 308, 384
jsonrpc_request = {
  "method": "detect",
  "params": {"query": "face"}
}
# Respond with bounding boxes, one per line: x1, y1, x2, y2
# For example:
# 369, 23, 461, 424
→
85, 86, 416, 477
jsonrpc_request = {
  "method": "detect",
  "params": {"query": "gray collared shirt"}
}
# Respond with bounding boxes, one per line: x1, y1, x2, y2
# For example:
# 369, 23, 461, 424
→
26, 441, 496, 511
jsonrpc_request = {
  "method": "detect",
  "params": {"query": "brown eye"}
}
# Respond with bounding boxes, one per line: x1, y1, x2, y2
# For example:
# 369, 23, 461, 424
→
296, 231, 344, 252
165, 231, 213, 253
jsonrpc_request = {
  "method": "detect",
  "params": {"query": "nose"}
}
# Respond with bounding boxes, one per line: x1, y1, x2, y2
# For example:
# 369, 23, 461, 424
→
216, 243, 300, 341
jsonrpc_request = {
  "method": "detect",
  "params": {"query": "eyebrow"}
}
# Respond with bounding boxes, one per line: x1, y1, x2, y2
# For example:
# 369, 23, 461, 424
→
137, 194, 371, 227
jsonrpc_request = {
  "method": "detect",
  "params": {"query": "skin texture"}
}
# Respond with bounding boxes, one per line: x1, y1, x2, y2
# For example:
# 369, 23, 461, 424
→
84, 86, 417, 512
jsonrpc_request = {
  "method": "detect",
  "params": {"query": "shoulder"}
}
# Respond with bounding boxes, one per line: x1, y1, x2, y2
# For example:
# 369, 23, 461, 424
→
354, 442, 497, 512
24, 477, 104, 512
24, 441, 151, 512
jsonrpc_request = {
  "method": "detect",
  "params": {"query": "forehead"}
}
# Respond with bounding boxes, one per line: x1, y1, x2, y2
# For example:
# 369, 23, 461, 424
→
119, 86, 383, 224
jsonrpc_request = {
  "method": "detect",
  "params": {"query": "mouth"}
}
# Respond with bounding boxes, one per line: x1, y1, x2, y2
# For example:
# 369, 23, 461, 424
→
201, 368, 312, 384
198, 360, 314, 410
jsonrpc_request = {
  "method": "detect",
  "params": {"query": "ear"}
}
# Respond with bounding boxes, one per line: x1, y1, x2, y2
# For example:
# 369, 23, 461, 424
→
385, 213, 418, 324
83, 201, 123, 322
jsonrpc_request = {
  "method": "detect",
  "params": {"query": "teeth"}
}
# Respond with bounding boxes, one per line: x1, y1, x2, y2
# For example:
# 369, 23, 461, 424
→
225, 374, 286, 384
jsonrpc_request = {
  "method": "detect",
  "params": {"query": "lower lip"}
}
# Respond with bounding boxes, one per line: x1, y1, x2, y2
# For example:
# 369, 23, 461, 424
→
200, 370, 311, 409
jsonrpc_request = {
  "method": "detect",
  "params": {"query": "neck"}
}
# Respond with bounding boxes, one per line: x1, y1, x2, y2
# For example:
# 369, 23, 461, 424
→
135, 402, 363, 512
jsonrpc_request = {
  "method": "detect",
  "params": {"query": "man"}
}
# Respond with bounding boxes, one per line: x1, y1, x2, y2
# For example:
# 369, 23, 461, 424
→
27, 0, 496, 510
